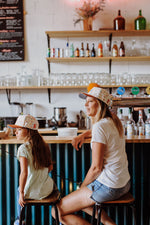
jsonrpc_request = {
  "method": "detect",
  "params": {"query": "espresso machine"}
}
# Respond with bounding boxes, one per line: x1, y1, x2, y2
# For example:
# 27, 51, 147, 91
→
48, 107, 67, 129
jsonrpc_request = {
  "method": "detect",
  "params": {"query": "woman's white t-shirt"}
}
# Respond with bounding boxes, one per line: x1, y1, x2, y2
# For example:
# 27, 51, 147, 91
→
91, 118, 130, 188
17, 142, 54, 200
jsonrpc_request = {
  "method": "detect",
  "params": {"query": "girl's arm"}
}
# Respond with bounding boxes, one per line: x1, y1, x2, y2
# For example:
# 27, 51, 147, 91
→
72, 129, 92, 151
81, 142, 105, 187
19, 156, 28, 207
48, 162, 54, 172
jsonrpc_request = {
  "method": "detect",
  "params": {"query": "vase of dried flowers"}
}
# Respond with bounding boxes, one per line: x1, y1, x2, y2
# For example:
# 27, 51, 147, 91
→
83, 17, 93, 30
74, 0, 105, 31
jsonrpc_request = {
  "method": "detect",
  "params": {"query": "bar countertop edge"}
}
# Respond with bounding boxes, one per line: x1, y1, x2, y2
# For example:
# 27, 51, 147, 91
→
0, 135, 150, 144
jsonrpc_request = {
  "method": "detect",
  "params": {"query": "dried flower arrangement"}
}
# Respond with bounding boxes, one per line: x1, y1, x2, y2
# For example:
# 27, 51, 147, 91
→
74, 0, 106, 26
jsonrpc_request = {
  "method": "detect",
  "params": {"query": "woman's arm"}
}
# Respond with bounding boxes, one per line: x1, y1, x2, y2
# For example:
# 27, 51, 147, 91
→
81, 142, 105, 187
19, 156, 28, 207
72, 130, 92, 151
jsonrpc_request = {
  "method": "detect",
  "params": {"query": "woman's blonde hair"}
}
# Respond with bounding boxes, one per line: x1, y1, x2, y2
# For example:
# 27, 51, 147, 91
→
91, 98, 124, 137
26, 129, 52, 169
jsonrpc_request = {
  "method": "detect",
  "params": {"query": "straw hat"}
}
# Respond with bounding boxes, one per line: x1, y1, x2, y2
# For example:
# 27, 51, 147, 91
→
79, 83, 113, 107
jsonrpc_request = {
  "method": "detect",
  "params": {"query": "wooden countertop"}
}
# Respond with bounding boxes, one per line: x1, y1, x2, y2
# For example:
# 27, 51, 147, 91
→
0, 136, 150, 144
38, 128, 86, 134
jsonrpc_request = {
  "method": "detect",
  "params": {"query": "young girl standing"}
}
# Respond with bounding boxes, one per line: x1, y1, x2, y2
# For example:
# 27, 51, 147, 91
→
9, 114, 56, 225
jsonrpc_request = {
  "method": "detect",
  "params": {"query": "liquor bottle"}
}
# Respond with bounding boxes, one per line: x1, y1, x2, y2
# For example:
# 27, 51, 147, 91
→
65, 42, 69, 57
98, 43, 103, 57
114, 10, 125, 30
126, 108, 135, 137
112, 41, 118, 57
135, 10, 146, 30
118, 108, 126, 134
145, 109, 150, 136
119, 41, 125, 57
91, 43, 96, 57
47, 48, 50, 57
75, 47, 79, 57
80, 42, 84, 57
137, 110, 145, 136
70, 43, 74, 57
85, 43, 90, 57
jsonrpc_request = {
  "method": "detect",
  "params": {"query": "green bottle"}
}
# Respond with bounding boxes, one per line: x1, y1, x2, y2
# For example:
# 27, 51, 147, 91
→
135, 10, 146, 30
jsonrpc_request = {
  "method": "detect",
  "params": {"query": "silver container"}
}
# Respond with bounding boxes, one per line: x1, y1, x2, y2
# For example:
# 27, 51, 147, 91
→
54, 107, 67, 127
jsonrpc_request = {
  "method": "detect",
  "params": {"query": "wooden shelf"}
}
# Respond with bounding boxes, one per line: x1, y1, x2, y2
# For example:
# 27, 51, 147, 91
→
45, 30, 150, 38
0, 84, 150, 90
113, 97, 150, 107
47, 56, 150, 63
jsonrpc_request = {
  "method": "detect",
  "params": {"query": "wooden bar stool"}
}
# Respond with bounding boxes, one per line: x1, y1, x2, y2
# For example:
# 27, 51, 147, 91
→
19, 189, 61, 225
91, 192, 137, 225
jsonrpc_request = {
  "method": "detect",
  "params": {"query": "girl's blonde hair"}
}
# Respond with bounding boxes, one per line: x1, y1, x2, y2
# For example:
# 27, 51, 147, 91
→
91, 98, 124, 137
26, 129, 52, 170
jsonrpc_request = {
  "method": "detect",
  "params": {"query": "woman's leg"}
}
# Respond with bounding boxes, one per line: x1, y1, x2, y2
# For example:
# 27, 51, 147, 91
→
83, 207, 116, 225
53, 186, 116, 225
53, 186, 93, 225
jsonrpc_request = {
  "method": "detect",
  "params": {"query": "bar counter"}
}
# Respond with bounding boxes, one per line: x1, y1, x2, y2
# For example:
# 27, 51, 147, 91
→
1, 135, 150, 144
0, 135, 149, 225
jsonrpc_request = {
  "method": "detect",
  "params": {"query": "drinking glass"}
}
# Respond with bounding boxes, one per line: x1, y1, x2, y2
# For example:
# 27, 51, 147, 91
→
130, 40, 136, 56
110, 74, 116, 85
103, 40, 111, 57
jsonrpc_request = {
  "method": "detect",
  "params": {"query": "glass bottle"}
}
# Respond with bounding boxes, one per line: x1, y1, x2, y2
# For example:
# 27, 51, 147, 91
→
135, 10, 146, 30
118, 108, 126, 134
75, 47, 79, 57
119, 41, 125, 57
98, 43, 103, 57
112, 41, 118, 57
80, 42, 84, 57
65, 42, 69, 57
145, 109, 150, 136
126, 108, 135, 137
137, 110, 145, 136
85, 43, 90, 57
91, 43, 96, 57
70, 43, 74, 57
47, 48, 50, 57
114, 10, 125, 30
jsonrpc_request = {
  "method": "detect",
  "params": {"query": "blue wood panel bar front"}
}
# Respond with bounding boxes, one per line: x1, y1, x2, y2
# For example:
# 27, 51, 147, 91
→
0, 136, 149, 225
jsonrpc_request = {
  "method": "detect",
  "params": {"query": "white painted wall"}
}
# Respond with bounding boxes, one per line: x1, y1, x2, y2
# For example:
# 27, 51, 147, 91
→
0, 0, 150, 122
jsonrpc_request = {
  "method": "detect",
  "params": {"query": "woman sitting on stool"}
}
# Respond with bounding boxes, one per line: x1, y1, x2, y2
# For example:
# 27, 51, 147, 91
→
52, 84, 130, 225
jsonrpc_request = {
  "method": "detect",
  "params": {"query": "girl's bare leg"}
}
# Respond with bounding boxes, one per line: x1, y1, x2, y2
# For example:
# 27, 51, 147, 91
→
52, 186, 116, 225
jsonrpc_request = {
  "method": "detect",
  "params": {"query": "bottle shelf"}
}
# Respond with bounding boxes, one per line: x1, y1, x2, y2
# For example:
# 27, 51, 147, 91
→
45, 30, 150, 105
46, 56, 150, 63
45, 30, 150, 38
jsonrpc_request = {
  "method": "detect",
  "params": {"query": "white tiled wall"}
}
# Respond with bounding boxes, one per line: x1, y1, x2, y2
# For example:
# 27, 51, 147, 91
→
0, 0, 150, 122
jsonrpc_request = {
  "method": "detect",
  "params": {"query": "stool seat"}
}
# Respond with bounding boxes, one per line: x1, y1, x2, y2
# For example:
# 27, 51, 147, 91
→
25, 189, 60, 205
19, 190, 60, 225
92, 192, 137, 225
101, 192, 135, 205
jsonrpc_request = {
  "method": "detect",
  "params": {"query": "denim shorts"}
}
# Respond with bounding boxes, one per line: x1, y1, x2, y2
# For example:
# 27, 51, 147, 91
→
87, 180, 131, 203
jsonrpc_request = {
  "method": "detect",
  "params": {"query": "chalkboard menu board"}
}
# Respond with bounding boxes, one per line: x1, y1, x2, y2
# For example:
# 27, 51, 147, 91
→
0, 0, 24, 61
